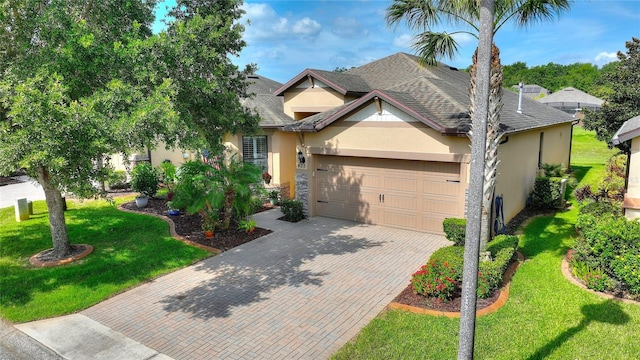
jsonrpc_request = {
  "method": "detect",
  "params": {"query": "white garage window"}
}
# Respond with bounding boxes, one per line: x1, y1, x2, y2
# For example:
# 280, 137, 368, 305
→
242, 136, 268, 171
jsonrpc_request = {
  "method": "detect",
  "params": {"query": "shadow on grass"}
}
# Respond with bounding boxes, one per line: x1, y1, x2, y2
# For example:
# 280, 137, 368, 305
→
518, 210, 577, 259
527, 300, 630, 360
0, 203, 205, 312
569, 165, 592, 185
160, 219, 385, 319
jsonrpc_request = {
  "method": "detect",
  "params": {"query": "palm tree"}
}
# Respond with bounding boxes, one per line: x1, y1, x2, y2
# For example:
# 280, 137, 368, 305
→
387, 0, 571, 252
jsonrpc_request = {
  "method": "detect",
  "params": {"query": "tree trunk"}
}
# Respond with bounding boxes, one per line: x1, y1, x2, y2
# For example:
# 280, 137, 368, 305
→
469, 43, 504, 254
223, 190, 235, 230
36, 166, 71, 259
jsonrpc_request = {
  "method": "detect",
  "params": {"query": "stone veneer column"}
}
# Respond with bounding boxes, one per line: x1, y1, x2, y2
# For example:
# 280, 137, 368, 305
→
295, 172, 308, 215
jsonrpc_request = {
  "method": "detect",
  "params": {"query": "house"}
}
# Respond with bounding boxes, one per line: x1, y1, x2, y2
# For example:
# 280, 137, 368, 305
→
538, 87, 604, 118
243, 52, 575, 235
511, 84, 550, 100
612, 115, 640, 220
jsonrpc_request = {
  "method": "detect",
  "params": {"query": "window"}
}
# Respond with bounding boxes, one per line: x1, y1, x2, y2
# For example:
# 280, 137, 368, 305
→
242, 136, 268, 171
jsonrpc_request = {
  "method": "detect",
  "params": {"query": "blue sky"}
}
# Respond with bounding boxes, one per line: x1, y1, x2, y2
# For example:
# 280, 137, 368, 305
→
155, 1, 640, 83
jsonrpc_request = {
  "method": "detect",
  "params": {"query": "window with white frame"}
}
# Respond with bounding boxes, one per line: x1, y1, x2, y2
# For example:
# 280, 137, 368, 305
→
242, 136, 268, 171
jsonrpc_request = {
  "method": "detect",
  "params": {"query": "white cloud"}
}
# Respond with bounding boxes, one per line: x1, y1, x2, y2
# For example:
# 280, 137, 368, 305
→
292, 17, 322, 37
594, 51, 618, 65
393, 34, 413, 48
241, 3, 322, 43
451, 32, 475, 46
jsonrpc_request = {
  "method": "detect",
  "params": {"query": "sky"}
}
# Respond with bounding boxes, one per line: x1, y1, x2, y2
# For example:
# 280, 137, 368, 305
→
154, 1, 640, 84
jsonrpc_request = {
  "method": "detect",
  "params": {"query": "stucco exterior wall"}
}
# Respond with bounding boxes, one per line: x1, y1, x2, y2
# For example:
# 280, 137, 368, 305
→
224, 131, 297, 198
495, 123, 573, 223
109, 142, 196, 173
624, 137, 640, 219
283, 87, 346, 118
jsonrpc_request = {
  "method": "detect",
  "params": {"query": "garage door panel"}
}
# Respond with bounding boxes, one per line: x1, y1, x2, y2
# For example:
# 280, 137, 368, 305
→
384, 193, 418, 211
383, 210, 418, 229
315, 155, 462, 234
423, 180, 460, 196
422, 197, 459, 216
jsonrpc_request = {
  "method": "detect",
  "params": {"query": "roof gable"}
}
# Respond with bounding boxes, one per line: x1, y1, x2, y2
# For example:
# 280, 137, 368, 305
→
274, 69, 371, 97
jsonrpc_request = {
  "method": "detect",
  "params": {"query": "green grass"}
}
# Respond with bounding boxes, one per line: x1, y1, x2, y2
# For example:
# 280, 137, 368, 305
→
333, 127, 640, 359
0, 196, 211, 323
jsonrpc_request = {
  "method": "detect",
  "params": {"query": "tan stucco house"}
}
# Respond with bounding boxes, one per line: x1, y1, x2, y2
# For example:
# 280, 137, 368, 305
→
248, 52, 575, 235
612, 115, 640, 220
126, 52, 575, 235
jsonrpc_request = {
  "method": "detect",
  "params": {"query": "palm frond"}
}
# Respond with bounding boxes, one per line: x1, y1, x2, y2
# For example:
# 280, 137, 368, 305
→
412, 31, 460, 66
386, 0, 443, 29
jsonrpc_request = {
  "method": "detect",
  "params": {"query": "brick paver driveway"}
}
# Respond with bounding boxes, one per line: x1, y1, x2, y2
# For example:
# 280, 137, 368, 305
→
82, 209, 450, 359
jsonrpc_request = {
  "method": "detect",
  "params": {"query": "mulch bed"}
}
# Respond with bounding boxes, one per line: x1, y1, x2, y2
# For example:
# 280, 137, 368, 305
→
120, 197, 274, 252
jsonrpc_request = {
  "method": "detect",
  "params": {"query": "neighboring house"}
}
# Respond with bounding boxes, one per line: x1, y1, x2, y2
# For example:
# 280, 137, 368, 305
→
612, 115, 640, 220
261, 52, 574, 235
538, 87, 604, 118
511, 84, 550, 100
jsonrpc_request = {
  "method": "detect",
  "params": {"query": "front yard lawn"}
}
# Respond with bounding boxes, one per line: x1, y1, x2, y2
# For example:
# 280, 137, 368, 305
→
0, 196, 211, 323
333, 127, 640, 359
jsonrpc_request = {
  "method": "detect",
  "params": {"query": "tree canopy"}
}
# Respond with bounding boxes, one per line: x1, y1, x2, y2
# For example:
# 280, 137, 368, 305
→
583, 37, 640, 152
0, 0, 259, 258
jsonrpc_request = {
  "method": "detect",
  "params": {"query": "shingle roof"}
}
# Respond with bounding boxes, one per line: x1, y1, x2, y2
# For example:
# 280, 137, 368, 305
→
274, 69, 371, 96
284, 52, 574, 135
241, 75, 294, 128
538, 87, 604, 106
612, 115, 640, 145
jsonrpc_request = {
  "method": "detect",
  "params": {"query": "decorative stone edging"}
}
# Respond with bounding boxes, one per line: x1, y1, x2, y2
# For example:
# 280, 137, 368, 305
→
29, 245, 94, 268
561, 257, 639, 305
387, 251, 525, 318
117, 205, 222, 254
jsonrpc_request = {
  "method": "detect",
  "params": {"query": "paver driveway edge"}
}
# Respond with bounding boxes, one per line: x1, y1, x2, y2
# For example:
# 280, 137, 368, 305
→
80, 209, 451, 359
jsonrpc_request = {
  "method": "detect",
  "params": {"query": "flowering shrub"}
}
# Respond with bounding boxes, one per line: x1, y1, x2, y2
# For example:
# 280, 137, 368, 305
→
572, 209, 640, 295
411, 259, 459, 301
583, 268, 613, 292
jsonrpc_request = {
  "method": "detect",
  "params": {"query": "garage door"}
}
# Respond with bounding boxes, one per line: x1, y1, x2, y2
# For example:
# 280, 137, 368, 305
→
315, 155, 462, 234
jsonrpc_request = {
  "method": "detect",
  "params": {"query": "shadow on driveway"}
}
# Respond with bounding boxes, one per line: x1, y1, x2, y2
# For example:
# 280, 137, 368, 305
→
159, 219, 385, 319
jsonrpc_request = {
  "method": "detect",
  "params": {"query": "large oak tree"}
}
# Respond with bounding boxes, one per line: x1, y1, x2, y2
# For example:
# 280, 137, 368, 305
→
0, 0, 259, 259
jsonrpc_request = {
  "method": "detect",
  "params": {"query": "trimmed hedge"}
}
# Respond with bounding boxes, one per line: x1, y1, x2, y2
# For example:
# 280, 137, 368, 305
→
420, 235, 519, 299
443, 218, 466, 246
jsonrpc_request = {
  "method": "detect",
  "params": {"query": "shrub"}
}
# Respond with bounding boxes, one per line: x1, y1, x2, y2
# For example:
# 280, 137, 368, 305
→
530, 176, 564, 209
130, 162, 160, 197
430, 246, 465, 279
540, 163, 564, 177
411, 259, 459, 301
475, 235, 519, 298
280, 199, 305, 222
443, 218, 466, 246
578, 201, 623, 218
574, 213, 640, 294
107, 170, 128, 189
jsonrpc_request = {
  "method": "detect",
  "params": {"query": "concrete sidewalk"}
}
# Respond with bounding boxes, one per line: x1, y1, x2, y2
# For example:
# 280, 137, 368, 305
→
10, 209, 450, 359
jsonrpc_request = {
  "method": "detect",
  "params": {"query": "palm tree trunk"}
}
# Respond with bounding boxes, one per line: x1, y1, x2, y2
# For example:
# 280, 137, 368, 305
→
36, 166, 71, 259
223, 190, 235, 230
469, 43, 504, 254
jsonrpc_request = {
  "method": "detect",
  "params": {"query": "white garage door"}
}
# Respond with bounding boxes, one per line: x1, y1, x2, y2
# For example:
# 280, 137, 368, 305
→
315, 156, 463, 234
